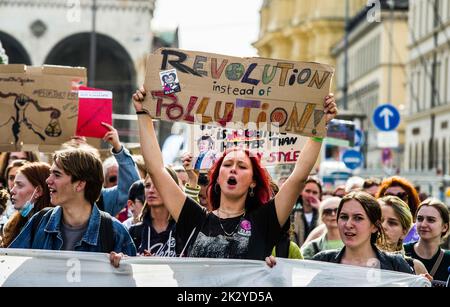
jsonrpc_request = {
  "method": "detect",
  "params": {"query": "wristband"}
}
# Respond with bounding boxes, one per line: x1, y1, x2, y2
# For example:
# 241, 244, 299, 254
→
136, 110, 148, 115
311, 137, 324, 143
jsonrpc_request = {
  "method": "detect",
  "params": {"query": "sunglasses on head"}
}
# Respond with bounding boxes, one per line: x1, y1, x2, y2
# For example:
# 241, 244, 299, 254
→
107, 175, 117, 184
385, 191, 408, 201
323, 208, 338, 215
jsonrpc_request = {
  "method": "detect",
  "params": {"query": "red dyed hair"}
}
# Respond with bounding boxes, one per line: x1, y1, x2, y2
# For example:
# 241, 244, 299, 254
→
207, 148, 271, 212
376, 176, 420, 219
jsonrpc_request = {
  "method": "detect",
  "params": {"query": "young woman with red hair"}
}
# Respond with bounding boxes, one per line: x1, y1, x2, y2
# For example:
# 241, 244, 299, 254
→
112, 86, 337, 262
376, 176, 421, 243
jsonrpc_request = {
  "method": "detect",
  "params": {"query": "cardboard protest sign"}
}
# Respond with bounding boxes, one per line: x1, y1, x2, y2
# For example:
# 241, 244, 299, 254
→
188, 125, 307, 170
76, 86, 112, 139
0, 64, 86, 151
143, 48, 334, 138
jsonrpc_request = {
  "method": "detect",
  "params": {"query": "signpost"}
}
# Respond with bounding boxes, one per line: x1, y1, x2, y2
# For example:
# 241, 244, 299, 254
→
372, 104, 400, 131
342, 149, 363, 170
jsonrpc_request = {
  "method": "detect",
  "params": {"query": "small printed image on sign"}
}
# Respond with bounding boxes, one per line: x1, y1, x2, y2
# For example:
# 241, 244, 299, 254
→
159, 69, 181, 95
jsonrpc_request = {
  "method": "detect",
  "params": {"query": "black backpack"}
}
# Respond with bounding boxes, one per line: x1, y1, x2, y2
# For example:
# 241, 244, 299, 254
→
31, 207, 114, 253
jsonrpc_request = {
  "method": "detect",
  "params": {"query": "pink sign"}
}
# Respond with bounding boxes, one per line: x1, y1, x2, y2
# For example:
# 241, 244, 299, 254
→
76, 86, 113, 138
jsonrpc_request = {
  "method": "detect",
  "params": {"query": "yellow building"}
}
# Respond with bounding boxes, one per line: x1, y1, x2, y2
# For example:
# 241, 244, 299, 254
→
255, 0, 411, 175
332, 3, 409, 171
254, 0, 366, 180
254, 0, 366, 66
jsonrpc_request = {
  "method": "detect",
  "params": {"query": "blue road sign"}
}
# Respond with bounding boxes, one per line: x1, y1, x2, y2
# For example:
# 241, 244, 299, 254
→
342, 150, 363, 170
372, 104, 400, 131
354, 129, 364, 147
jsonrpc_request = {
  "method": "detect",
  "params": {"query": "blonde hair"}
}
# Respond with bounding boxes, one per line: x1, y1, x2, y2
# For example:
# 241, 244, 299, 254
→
378, 195, 413, 252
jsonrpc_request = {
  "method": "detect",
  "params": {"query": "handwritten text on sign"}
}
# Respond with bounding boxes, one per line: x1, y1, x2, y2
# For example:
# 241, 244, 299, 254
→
144, 49, 334, 138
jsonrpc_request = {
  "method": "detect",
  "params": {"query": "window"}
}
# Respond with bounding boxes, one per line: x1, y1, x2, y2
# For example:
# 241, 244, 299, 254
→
428, 139, 433, 170
445, 57, 449, 104
418, 0, 423, 38
409, 144, 413, 170
417, 70, 421, 112
443, 138, 447, 174
434, 61, 441, 106
421, 141, 425, 170
415, 143, 419, 170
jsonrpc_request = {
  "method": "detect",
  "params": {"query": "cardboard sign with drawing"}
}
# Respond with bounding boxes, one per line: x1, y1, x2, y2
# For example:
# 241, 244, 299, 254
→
0, 64, 86, 151
188, 124, 308, 170
143, 48, 334, 138
143, 48, 334, 169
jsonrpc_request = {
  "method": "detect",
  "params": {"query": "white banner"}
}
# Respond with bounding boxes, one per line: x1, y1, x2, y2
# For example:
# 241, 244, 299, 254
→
0, 249, 429, 287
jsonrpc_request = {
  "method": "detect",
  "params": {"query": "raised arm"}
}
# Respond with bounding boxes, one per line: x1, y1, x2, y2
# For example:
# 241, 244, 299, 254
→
101, 122, 141, 216
274, 94, 337, 226
133, 87, 186, 221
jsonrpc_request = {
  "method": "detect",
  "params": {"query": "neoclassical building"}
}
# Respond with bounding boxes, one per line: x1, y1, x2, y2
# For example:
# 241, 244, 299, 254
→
332, 1, 409, 171
405, 0, 450, 189
0, 0, 156, 144
254, 0, 366, 67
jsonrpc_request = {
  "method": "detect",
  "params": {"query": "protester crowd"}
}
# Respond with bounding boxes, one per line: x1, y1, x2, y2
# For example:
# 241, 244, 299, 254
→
0, 87, 448, 287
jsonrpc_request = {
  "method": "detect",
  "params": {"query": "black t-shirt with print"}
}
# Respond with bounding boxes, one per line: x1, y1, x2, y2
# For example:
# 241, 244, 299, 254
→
176, 197, 282, 260
404, 242, 450, 282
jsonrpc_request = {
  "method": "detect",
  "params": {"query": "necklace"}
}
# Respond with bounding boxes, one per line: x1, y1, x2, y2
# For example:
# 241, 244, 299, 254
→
217, 209, 244, 237
218, 207, 245, 217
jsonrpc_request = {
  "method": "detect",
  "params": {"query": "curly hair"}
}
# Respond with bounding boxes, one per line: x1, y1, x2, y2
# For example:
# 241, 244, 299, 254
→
0, 188, 9, 216
376, 176, 420, 220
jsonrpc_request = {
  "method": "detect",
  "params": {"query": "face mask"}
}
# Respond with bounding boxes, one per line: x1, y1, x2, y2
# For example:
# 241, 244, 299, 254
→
20, 188, 37, 217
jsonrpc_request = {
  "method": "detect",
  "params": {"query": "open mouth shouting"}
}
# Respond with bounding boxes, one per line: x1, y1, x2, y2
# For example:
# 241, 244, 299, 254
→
227, 176, 237, 187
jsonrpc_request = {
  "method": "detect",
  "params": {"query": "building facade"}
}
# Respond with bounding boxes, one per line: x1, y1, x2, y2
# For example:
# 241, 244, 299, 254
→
405, 0, 450, 194
332, 1, 409, 171
0, 0, 156, 144
254, 0, 366, 69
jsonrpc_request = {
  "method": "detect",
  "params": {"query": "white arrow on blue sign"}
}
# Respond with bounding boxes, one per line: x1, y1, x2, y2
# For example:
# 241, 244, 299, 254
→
354, 129, 364, 147
342, 149, 363, 170
372, 104, 400, 131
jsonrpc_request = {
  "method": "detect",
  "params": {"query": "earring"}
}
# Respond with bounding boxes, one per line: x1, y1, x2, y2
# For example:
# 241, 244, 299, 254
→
249, 186, 255, 197
214, 183, 221, 194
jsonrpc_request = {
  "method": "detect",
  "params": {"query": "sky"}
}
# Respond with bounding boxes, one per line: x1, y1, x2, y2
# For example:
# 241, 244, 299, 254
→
151, 0, 262, 57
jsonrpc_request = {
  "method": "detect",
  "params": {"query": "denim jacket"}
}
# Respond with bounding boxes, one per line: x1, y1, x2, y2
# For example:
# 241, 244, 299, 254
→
102, 146, 141, 216
9, 205, 137, 255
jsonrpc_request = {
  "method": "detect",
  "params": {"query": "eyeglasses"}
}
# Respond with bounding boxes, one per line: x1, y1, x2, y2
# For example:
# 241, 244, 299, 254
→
323, 208, 338, 216
385, 192, 408, 201
107, 175, 117, 184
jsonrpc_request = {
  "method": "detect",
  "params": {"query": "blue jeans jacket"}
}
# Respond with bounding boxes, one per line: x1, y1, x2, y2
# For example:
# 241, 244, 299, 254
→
102, 146, 141, 216
9, 205, 137, 255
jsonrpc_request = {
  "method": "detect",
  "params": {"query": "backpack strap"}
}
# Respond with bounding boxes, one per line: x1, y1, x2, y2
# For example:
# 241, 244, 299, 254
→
312, 241, 320, 256
98, 210, 114, 253
275, 236, 291, 258
31, 207, 54, 244
430, 249, 445, 277
129, 223, 144, 251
